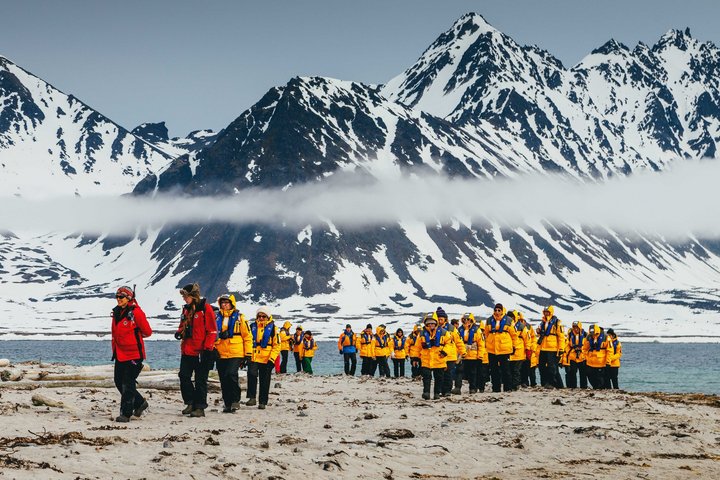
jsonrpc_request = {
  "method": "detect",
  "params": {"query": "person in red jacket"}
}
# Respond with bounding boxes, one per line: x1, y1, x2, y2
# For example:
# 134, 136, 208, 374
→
111, 286, 152, 423
175, 283, 217, 417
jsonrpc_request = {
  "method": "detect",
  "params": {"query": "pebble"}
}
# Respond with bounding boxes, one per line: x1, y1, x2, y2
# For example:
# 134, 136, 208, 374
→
298, 411, 308, 417
163, 440, 173, 448
0, 359, 10, 368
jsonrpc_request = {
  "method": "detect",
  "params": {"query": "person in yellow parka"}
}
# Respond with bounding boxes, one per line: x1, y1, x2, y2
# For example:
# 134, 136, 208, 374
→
565, 321, 587, 389
407, 323, 422, 379
538, 305, 564, 388
373, 325, 392, 378
214, 294, 253, 413
299, 330, 318, 374
605, 328, 622, 389
508, 310, 528, 391
582, 324, 614, 389
292, 326, 304, 373
436, 307, 466, 396
391, 328, 408, 378
476, 318, 490, 392
458, 313, 483, 393
410, 313, 452, 400
484, 303, 517, 393
524, 319, 538, 387
359, 324, 376, 376
245, 307, 281, 409
277, 321, 292, 374
337, 324, 358, 376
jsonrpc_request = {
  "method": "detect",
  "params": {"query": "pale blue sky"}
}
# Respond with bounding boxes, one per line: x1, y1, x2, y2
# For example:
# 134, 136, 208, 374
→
2, 0, 718, 137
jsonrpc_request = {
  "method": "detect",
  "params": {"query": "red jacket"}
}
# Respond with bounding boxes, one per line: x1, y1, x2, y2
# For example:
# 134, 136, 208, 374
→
111, 302, 152, 362
177, 299, 217, 356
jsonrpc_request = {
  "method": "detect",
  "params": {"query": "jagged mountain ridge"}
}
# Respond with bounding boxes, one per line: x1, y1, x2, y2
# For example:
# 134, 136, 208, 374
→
0, 55, 173, 197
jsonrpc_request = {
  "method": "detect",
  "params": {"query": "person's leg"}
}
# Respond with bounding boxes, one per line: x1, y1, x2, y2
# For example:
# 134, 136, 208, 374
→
499, 355, 512, 392
538, 351, 548, 386
478, 362, 489, 392
280, 351, 289, 374
392, 359, 399, 378
115, 361, 135, 417
344, 353, 351, 375
453, 361, 464, 393
442, 362, 455, 395
399, 359, 405, 378
178, 355, 196, 408
246, 361, 259, 401
529, 366, 537, 386
566, 362, 577, 388
369, 357, 377, 377
489, 354, 501, 392
294, 352, 302, 372
193, 355, 210, 410
465, 360, 478, 392
303, 357, 313, 375
579, 361, 588, 389
611, 367, 619, 389
510, 360, 522, 391
349, 353, 357, 376
360, 356, 368, 375
380, 357, 391, 377
432, 368, 444, 398
421, 367, 432, 398
216, 358, 230, 408
258, 361, 273, 405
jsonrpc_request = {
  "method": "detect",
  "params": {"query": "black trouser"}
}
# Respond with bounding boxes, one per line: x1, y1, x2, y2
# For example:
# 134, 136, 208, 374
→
477, 362, 490, 391
421, 367, 444, 396
360, 356, 375, 376
293, 351, 303, 372
442, 361, 457, 394
463, 359, 479, 391
392, 358, 405, 377
410, 357, 421, 378
488, 353, 511, 392
247, 361, 274, 405
528, 366, 537, 386
280, 351, 289, 374
587, 366, 606, 389
376, 356, 390, 377
520, 359, 530, 386
539, 351, 561, 388
216, 357, 241, 408
343, 353, 357, 375
605, 366, 619, 389
566, 361, 588, 388
509, 360, 523, 391
179, 354, 210, 409
114, 360, 145, 417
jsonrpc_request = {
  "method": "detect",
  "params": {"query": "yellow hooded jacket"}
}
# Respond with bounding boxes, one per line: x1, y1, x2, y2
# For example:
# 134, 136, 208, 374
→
359, 330, 375, 358
607, 338, 622, 367
292, 329, 304, 353
458, 314, 484, 361
438, 319, 466, 362
509, 312, 528, 362
214, 295, 253, 360
409, 326, 452, 369
372, 327, 391, 358
279, 321, 293, 352
565, 326, 587, 364
250, 316, 281, 364
299, 335, 318, 359
538, 306, 564, 353
582, 326, 614, 368
484, 308, 517, 355
392, 334, 408, 360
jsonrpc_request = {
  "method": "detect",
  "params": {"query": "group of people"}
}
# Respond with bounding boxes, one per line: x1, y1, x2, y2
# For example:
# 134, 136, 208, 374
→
109, 283, 623, 422
335, 305, 622, 400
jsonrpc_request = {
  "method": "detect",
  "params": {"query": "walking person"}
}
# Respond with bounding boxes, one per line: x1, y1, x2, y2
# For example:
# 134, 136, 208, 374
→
410, 313, 452, 400
175, 283, 217, 417
436, 308, 466, 395
292, 326, 304, 372
278, 321, 292, 374
214, 294, 252, 413
299, 330, 318, 374
458, 313, 482, 393
484, 304, 517, 393
407, 324, 422, 379
111, 286, 152, 423
359, 324, 376, 376
337, 324, 358, 375
583, 324, 613, 389
605, 329, 622, 389
391, 328, 407, 378
537, 306, 564, 388
565, 321, 587, 388
246, 307, 281, 409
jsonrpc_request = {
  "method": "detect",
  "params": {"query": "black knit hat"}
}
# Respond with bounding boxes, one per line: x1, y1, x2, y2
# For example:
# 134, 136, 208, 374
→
366, 323, 372, 329
436, 306, 448, 319
494, 303, 503, 310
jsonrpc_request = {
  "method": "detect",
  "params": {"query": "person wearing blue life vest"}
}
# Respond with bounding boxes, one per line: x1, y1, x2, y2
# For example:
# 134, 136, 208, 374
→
246, 307, 281, 409
537, 305, 564, 388
391, 328, 408, 378
605, 328, 622, 389
484, 304, 517, 393
299, 330, 318, 374
292, 326, 304, 372
359, 324, 376, 376
458, 313, 483, 393
214, 294, 253, 413
337, 324, 358, 376
565, 321, 588, 389
407, 324, 423, 379
582, 324, 613, 389
410, 313, 452, 400
373, 325, 392, 378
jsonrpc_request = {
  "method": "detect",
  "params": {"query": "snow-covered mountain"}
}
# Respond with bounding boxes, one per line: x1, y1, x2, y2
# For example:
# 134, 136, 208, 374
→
0, 55, 173, 197
131, 121, 217, 158
3, 13, 720, 340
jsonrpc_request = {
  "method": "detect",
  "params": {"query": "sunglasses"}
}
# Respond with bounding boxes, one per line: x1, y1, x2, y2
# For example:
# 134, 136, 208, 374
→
257, 314, 269, 319
494, 308, 502, 312
115, 295, 128, 299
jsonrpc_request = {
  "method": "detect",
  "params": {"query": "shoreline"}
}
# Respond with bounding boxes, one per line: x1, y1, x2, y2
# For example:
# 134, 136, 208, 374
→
1, 363, 720, 479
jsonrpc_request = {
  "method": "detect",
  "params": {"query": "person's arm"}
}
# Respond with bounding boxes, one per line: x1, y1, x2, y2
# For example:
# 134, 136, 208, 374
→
203, 304, 218, 350
239, 315, 253, 358
269, 328, 281, 363
454, 331, 467, 358
134, 306, 152, 338
338, 335, 344, 353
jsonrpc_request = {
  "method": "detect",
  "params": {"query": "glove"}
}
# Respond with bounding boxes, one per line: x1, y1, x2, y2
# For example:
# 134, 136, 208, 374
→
525, 349, 532, 360
412, 361, 419, 368
438, 351, 447, 358
455, 359, 462, 365
200, 349, 216, 367
218, 330, 230, 340
239, 357, 251, 369
174, 331, 183, 340
339, 350, 343, 355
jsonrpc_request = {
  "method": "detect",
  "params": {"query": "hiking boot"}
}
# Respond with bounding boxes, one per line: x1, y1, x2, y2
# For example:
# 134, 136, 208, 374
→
258, 403, 266, 410
230, 402, 240, 411
115, 415, 130, 423
189, 409, 205, 417
246, 398, 257, 407
222, 406, 233, 413
451, 388, 461, 395
182, 404, 193, 415
421, 392, 430, 400
469, 389, 478, 394
433, 394, 440, 400
133, 400, 149, 418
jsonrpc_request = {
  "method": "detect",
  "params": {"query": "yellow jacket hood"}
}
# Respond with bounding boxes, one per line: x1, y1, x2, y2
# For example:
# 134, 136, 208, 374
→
283, 321, 292, 330
216, 293, 237, 311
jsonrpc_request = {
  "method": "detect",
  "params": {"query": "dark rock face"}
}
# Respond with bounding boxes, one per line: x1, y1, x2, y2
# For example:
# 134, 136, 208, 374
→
132, 122, 170, 144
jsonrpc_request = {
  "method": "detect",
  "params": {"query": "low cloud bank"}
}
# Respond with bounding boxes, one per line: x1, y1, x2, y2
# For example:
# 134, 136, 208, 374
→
2, 160, 718, 237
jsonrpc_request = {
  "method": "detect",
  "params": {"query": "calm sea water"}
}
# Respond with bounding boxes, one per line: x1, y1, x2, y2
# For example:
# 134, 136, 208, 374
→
0, 341, 718, 394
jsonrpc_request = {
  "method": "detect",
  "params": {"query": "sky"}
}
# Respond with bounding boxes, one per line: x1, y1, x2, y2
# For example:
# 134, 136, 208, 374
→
2, 0, 719, 137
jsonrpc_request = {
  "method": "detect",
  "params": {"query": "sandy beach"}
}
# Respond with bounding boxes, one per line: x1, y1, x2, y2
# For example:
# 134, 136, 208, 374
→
1, 361, 719, 479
